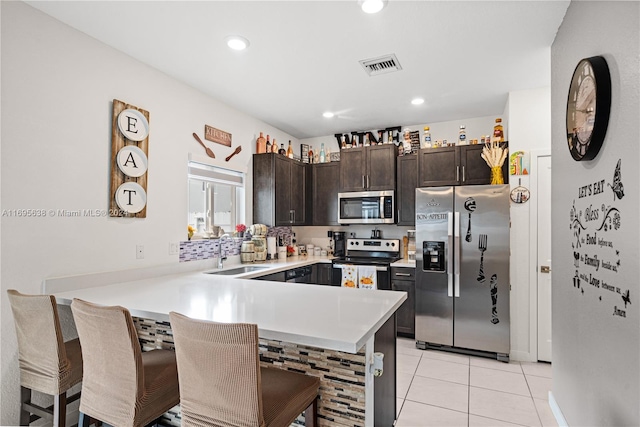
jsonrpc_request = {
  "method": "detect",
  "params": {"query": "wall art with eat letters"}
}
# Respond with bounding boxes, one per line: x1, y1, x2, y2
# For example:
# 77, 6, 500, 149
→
110, 99, 149, 218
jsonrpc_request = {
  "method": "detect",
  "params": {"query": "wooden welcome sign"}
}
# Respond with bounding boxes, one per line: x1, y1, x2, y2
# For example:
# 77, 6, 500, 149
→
110, 99, 150, 218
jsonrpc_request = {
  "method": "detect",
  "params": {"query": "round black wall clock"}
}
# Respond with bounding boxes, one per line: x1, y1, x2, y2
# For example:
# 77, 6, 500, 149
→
566, 56, 611, 161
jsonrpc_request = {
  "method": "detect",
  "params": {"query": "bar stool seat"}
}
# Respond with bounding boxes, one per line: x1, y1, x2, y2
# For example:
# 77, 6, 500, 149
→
71, 298, 179, 427
7, 289, 84, 427
170, 311, 320, 427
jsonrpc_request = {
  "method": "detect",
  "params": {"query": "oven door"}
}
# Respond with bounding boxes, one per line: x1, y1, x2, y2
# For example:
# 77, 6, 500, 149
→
338, 191, 394, 224
332, 262, 391, 290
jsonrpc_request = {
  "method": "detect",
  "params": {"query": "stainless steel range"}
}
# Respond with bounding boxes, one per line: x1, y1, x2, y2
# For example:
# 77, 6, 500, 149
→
332, 238, 401, 290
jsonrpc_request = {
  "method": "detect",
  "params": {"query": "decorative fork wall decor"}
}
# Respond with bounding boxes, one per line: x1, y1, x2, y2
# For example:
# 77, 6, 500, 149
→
477, 234, 488, 283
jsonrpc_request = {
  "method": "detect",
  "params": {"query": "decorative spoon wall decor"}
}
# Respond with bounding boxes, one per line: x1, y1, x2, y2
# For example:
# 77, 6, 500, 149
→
192, 132, 215, 158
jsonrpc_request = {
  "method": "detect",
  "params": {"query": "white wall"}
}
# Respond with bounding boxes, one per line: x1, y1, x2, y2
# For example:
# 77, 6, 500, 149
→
551, 1, 639, 425
0, 2, 298, 423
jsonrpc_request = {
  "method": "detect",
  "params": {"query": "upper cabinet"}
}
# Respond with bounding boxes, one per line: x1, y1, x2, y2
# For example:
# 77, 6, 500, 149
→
253, 154, 310, 226
340, 144, 396, 192
396, 155, 418, 226
417, 144, 508, 187
312, 162, 340, 225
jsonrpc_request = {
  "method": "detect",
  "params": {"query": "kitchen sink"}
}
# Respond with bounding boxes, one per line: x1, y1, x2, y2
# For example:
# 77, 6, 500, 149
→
204, 266, 270, 276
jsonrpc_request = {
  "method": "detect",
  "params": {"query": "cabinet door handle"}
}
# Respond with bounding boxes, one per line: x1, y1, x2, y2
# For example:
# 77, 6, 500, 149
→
462, 166, 465, 182
362, 175, 365, 189
456, 166, 460, 182
367, 175, 370, 189
395, 273, 411, 277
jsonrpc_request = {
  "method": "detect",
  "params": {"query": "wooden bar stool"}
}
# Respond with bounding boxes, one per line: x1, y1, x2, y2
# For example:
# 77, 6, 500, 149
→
7, 289, 84, 427
70, 298, 179, 427
170, 311, 320, 427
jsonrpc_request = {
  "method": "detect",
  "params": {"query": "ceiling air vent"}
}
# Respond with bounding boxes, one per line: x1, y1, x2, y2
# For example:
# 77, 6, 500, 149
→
359, 54, 402, 76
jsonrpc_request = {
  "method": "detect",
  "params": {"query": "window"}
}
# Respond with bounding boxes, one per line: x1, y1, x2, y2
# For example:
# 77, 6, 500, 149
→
188, 161, 245, 235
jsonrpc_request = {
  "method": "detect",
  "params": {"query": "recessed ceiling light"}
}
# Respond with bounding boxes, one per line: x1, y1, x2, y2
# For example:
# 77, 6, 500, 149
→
359, 0, 387, 14
411, 98, 425, 105
323, 112, 335, 118
225, 35, 250, 51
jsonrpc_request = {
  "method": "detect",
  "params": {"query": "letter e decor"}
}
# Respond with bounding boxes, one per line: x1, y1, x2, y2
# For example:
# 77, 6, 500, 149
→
110, 99, 149, 217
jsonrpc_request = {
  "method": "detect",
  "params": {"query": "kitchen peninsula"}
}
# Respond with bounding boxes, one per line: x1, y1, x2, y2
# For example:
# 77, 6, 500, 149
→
49, 261, 406, 427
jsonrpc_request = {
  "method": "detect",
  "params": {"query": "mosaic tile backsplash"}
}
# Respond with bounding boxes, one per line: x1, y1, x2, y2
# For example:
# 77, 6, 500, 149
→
179, 237, 242, 262
179, 226, 295, 262
133, 316, 366, 427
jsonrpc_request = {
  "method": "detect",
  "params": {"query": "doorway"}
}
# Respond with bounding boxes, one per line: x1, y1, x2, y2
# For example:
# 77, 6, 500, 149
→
535, 154, 552, 362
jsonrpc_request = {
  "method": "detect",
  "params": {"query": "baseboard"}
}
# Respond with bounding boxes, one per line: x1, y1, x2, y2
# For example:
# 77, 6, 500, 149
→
509, 350, 537, 362
549, 391, 568, 427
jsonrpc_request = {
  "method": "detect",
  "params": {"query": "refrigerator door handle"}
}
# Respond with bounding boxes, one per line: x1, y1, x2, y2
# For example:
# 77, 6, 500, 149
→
447, 212, 454, 297
454, 211, 461, 297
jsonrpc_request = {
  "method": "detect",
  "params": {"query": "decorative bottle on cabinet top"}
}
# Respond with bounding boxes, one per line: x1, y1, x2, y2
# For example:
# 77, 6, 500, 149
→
256, 132, 266, 154
286, 140, 294, 158
493, 118, 504, 143
422, 126, 431, 148
458, 125, 467, 145
319, 143, 326, 163
265, 135, 271, 153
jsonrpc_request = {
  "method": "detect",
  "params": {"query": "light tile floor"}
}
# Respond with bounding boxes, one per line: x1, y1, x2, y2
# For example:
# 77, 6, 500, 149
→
396, 338, 558, 427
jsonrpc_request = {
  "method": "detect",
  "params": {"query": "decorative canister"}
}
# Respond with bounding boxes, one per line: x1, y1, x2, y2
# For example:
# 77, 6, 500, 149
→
252, 236, 266, 262
241, 240, 255, 263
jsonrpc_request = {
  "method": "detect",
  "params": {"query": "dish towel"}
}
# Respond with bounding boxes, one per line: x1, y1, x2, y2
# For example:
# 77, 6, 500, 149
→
341, 265, 358, 288
358, 266, 377, 290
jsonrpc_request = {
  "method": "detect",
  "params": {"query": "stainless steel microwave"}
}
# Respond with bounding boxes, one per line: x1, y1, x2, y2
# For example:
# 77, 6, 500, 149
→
338, 191, 395, 224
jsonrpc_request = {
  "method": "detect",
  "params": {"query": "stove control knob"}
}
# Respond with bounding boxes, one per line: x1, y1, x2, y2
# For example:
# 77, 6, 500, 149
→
386, 242, 390, 246
391, 242, 395, 247
355, 241, 360, 245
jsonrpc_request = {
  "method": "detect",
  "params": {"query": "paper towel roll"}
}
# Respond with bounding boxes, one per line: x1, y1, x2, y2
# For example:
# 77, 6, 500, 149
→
267, 236, 277, 258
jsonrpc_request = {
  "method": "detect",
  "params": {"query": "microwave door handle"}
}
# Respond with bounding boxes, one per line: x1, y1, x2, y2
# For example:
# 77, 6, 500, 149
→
447, 212, 454, 297
454, 211, 460, 297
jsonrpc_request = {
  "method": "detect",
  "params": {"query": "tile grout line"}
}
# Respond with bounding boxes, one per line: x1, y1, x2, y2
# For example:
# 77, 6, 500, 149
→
524, 371, 546, 427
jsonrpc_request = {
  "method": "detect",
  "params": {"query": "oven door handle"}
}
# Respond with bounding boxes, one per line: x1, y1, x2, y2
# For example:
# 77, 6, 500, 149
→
333, 264, 388, 272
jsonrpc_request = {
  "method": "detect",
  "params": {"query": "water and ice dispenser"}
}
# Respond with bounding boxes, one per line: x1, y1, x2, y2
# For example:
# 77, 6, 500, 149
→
422, 241, 445, 272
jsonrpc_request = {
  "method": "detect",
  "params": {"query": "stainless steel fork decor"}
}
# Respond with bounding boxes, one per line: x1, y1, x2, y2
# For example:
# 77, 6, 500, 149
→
477, 234, 487, 283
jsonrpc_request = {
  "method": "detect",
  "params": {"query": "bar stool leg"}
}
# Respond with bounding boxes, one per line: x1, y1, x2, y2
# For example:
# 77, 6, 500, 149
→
78, 411, 92, 427
19, 387, 31, 426
304, 397, 318, 427
53, 391, 67, 427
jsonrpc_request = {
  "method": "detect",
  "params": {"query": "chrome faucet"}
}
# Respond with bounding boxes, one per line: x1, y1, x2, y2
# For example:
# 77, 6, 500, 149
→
217, 233, 231, 269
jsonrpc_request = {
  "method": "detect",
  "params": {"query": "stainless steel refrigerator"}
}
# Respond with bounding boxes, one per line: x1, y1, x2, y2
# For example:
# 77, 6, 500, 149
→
415, 185, 510, 361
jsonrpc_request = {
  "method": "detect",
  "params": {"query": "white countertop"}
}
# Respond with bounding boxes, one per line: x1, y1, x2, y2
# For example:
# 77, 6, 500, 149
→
52, 258, 406, 354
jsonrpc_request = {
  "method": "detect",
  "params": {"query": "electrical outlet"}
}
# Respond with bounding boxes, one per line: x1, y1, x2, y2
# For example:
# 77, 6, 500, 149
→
169, 242, 179, 255
136, 245, 144, 259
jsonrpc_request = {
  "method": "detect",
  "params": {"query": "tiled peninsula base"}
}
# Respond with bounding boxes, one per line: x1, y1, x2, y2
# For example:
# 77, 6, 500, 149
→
134, 317, 367, 427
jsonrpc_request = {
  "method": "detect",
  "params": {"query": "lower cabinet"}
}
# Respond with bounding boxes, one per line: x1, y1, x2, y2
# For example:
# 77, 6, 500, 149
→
390, 267, 416, 337
314, 263, 335, 285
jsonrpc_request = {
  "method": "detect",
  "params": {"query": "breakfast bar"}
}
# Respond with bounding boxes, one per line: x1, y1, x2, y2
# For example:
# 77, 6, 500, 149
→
50, 265, 406, 427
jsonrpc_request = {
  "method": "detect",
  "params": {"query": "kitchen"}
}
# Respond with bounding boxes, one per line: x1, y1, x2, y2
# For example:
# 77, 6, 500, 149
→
2, 1, 639, 427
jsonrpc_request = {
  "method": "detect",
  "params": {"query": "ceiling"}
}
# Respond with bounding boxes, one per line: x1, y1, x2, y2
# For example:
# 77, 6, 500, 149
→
25, 1, 569, 139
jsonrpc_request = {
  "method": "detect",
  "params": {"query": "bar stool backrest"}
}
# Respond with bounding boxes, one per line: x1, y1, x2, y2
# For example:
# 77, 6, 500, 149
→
170, 311, 265, 427
71, 298, 142, 424
7, 289, 69, 395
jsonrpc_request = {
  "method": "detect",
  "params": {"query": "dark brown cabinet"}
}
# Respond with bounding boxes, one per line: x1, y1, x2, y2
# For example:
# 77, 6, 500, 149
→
314, 263, 335, 286
418, 144, 508, 187
312, 162, 340, 225
253, 154, 310, 226
396, 155, 418, 226
390, 267, 416, 337
340, 144, 396, 192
